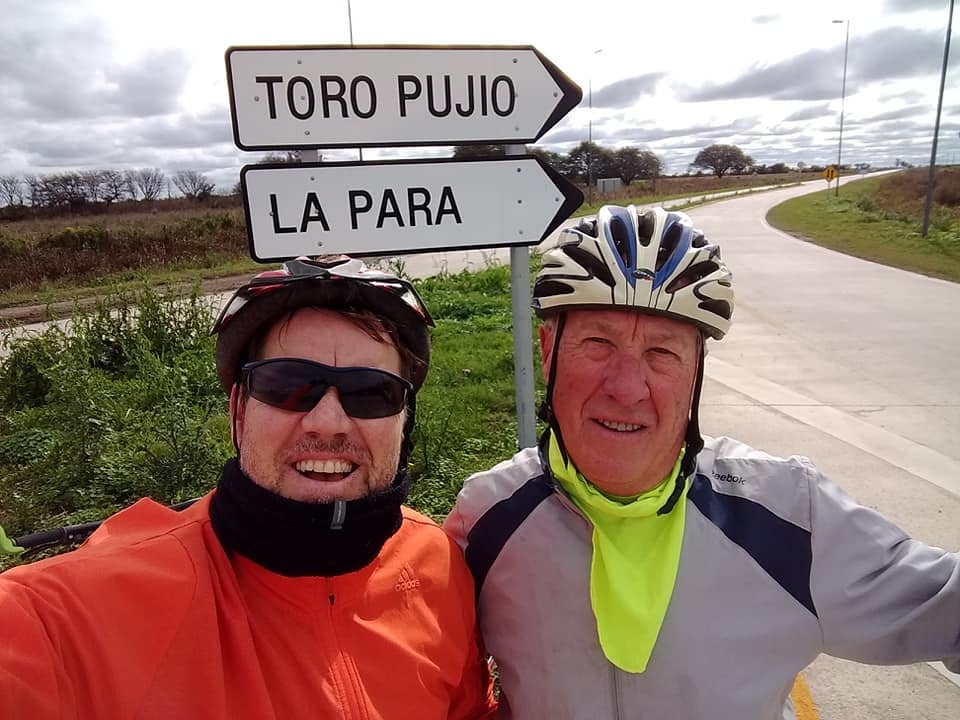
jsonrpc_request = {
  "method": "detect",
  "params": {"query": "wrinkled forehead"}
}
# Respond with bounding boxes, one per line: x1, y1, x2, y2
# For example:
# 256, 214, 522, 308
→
562, 308, 699, 344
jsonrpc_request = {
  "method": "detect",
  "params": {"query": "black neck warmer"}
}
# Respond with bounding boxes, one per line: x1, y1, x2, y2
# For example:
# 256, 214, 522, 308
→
209, 458, 409, 577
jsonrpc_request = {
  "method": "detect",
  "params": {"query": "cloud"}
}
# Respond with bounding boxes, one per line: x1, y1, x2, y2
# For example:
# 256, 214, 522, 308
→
879, 89, 925, 104
612, 117, 762, 146
131, 111, 233, 150
539, 127, 591, 144
590, 74, 664, 109
784, 103, 834, 121
678, 27, 943, 103
0, 10, 189, 121
855, 105, 927, 123
884, 0, 945, 11
751, 14, 779, 24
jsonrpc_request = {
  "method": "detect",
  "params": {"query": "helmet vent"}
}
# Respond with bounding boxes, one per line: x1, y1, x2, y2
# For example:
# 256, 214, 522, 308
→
609, 216, 632, 269
637, 211, 656, 247
563, 245, 616, 287
699, 298, 732, 321
534, 279, 576, 298
656, 222, 684, 271
665, 261, 719, 293
577, 218, 599, 237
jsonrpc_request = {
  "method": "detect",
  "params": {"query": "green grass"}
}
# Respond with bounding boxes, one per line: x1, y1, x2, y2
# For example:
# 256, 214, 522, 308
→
767, 176, 960, 283
0, 256, 262, 311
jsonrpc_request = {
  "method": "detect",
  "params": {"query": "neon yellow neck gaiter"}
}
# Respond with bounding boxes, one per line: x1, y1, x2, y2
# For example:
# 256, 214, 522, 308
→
548, 432, 688, 673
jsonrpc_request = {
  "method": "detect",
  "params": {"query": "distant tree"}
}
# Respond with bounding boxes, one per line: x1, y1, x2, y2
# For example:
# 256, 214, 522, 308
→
613, 147, 661, 185
79, 170, 105, 203
452, 144, 507, 159
100, 170, 128, 204
0, 175, 25, 206
23, 175, 41, 206
565, 141, 615, 185
124, 170, 140, 201
692, 144, 754, 179
527, 147, 565, 173
172, 170, 215, 200
133, 168, 166, 200
31, 173, 87, 209
259, 150, 305, 164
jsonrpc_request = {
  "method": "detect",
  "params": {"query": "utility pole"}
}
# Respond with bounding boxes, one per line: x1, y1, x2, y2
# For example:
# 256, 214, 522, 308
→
922, 0, 954, 237
587, 48, 602, 204
832, 19, 850, 197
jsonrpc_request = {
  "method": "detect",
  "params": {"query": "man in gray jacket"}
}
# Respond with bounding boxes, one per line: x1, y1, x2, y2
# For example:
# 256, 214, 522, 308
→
444, 204, 959, 719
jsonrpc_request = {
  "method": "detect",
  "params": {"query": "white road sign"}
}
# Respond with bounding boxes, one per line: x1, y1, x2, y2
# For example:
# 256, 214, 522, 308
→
226, 45, 582, 150
240, 157, 583, 260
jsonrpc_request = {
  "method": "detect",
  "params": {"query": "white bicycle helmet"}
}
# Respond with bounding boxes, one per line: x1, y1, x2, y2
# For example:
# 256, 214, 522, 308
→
533, 205, 733, 339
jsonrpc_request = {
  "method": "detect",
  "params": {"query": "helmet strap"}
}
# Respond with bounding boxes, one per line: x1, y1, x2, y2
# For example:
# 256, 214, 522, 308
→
230, 382, 243, 456
536, 312, 569, 464
400, 393, 417, 471
658, 333, 706, 515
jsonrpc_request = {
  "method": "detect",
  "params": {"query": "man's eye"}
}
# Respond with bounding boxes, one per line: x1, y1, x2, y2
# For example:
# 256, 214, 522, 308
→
585, 337, 611, 346
650, 347, 679, 359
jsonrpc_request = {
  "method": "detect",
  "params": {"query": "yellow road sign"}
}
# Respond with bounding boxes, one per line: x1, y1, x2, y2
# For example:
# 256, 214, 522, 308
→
823, 165, 839, 182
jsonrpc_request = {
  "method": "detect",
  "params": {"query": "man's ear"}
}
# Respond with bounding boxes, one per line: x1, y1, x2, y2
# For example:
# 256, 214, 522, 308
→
538, 322, 554, 381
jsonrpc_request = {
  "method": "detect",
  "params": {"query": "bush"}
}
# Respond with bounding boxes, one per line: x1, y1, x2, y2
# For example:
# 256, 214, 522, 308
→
933, 169, 960, 207
41, 225, 111, 252
0, 286, 230, 544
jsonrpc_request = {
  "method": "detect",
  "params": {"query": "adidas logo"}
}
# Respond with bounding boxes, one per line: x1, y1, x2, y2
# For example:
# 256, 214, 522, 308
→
395, 565, 422, 593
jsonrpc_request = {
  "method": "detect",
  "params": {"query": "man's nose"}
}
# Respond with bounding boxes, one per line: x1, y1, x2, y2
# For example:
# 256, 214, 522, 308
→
601, 355, 652, 405
300, 387, 352, 433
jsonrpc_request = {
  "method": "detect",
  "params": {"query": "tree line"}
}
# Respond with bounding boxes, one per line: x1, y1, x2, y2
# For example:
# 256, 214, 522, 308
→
455, 142, 827, 184
0, 142, 831, 213
0, 169, 217, 211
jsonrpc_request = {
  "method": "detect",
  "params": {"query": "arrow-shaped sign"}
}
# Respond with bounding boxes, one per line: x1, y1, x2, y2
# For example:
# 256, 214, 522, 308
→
226, 45, 582, 150
240, 156, 583, 261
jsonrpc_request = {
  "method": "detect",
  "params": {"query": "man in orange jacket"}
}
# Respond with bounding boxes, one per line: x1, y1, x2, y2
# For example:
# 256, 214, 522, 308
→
0, 256, 496, 719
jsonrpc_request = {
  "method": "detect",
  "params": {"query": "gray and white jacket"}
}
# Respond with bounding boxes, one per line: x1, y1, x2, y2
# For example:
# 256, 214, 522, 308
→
444, 435, 960, 720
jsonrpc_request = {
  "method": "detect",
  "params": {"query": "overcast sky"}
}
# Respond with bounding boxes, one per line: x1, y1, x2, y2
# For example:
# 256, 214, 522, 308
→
1, 0, 957, 190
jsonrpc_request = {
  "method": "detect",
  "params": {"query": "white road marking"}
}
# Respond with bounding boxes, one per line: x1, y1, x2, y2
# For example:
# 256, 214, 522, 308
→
705, 356, 960, 500
928, 662, 960, 690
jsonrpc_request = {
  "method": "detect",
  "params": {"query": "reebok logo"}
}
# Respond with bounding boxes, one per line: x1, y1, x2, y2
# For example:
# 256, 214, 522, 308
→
395, 565, 421, 593
713, 471, 744, 484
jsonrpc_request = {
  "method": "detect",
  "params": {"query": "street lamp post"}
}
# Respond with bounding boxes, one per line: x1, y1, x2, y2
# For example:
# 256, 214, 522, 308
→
587, 48, 602, 203
833, 19, 849, 197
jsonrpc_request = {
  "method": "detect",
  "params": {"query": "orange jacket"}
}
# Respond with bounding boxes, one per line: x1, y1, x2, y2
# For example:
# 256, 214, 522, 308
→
0, 495, 496, 719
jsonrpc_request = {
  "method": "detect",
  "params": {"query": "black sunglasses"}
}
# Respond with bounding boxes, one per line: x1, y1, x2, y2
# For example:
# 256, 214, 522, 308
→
241, 358, 412, 419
